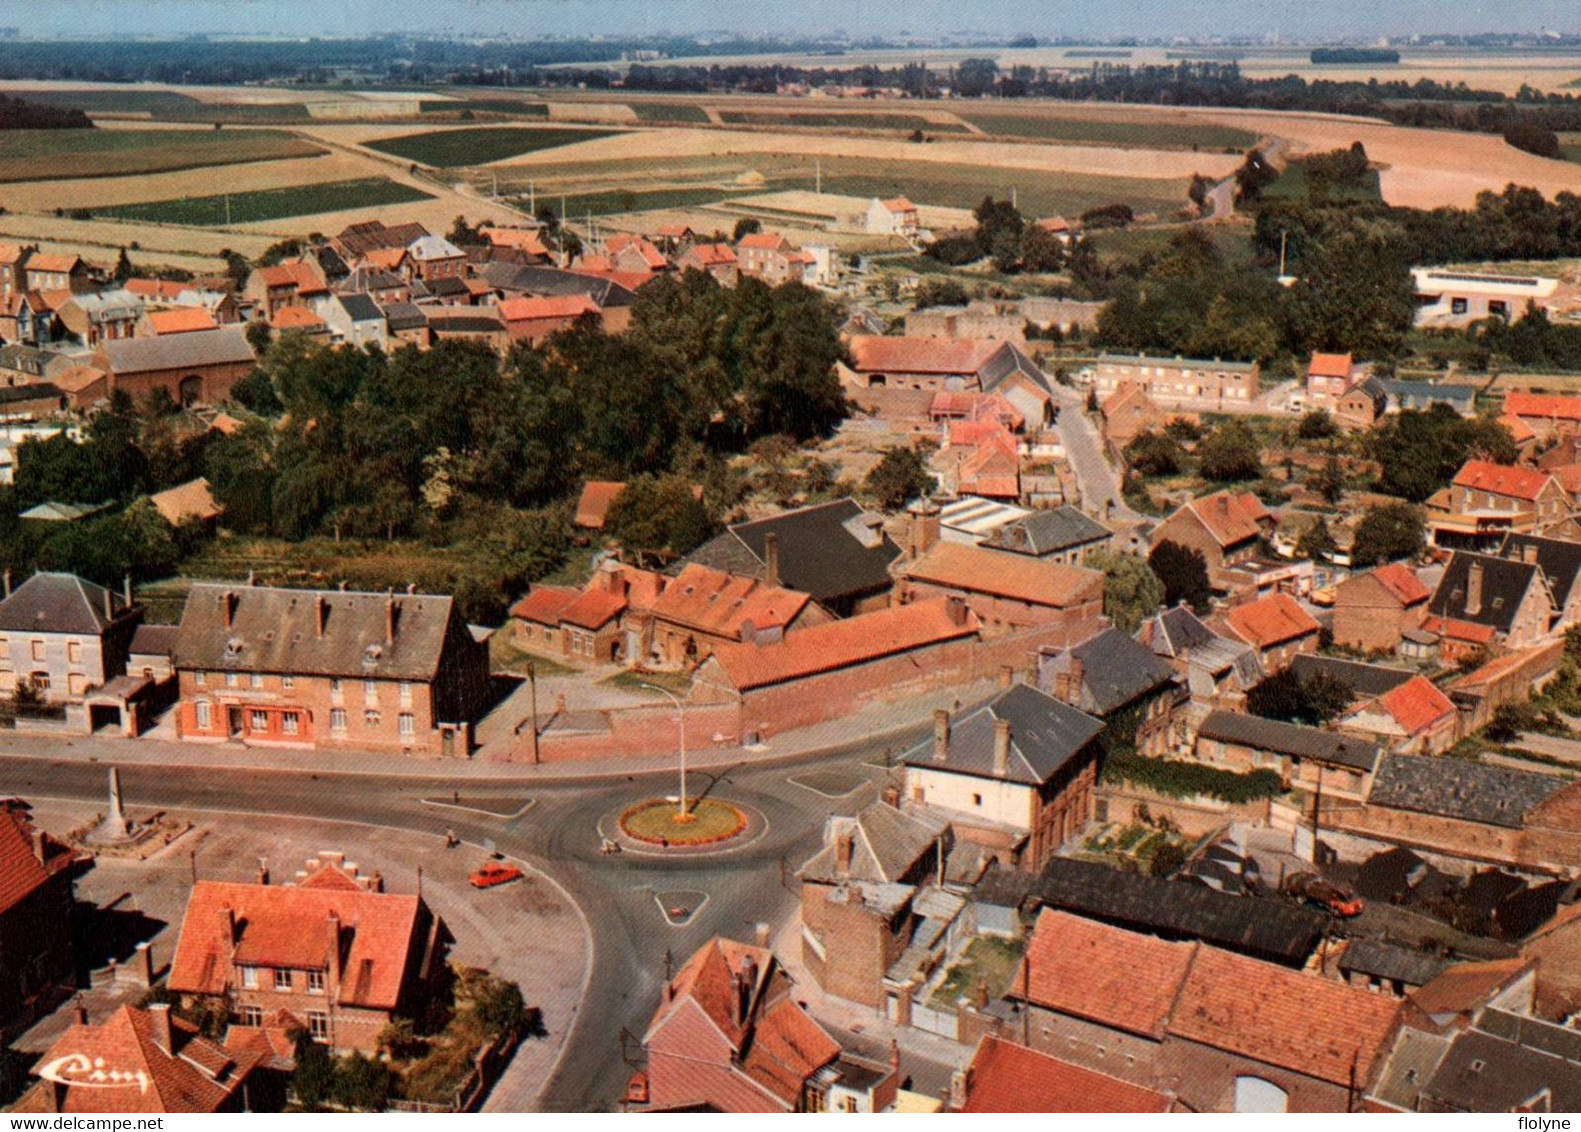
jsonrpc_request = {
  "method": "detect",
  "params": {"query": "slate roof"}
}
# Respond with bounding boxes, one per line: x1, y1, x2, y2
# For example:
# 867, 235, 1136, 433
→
1381, 379, 1476, 411
0, 381, 62, 405
1198, 710, 1382, 773
1427, 551, 1545, 634
1290, 655, 1416, 699
0, 571, 133, 634
1367, 754, 1567, 828
336, 292, 383, 323
977, 505, 1110, 557
1499, 531, 1581, 610
1424, 1022, 1581, 1112
480, 262, 637, 307
380, 301, 427, 330
681, 498, 900, 606
958, 1036, 1174, 1113
1030, 856, 1327, 965
901, 683, 1104, 787
1043, 626, 1177, 715
173, 582, 467, 681
128, 623, 179, 658
98, 327, 254, 374
1338, 938, 1449, 987
797, 802, 948, 885
1143, 604, 1218, 657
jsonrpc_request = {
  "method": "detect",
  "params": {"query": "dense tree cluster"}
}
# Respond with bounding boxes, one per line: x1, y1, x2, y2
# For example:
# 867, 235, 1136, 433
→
1370, 406, 1516, 502
1148, 540, 1211, 612
0, 93, 92, 130
1350, 501, 1428, 568
1246, 667, 1354, 726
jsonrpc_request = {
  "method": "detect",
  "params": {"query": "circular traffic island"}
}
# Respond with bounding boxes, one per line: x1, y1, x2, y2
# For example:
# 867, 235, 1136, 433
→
619, 798, 747, 848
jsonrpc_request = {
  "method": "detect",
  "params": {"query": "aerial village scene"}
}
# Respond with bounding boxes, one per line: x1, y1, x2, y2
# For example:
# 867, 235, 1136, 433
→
1, 0, 1581, 1117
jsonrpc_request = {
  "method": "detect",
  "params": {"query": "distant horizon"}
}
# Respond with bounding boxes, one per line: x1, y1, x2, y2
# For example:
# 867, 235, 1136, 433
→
14, 1, 1581, 43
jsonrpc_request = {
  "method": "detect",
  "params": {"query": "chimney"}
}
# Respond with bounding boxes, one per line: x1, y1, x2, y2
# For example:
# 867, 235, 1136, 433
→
1523, 543, 1538, 565
315, 594, 328, 638
326, 912, 343, 982
135, 940, 155, 987
105, 585, 114, 621
882, 784, 900, 808
1466, 559, 1485, 617
753, 922, 770, 948
907, 498, 940, 560
220, 589, 236, 629
993, 718, 1011, 778
385, 590, 397, 645
998, 664, 1015, 690
256, 857, 270, 886
31, 827, 45, 864
729, 971, 745, 1028
739, 956, 757, 1021
944, 594, 968, 626
1218, 495, 1230, 515
223, 904, 236, 943
74, 1000, 88, 1026
933, 709, 950, 762
147, 1002, 172, 1055
763, 532, 781, 588
835, 829, 854, 878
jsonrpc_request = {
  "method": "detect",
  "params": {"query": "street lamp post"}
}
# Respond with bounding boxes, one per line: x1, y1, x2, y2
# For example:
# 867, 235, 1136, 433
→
640, 683, 688, 820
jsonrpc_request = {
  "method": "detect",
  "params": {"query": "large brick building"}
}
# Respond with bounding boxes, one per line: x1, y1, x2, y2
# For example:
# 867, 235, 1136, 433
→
898, 541, 1104, 638
172, 582, 490, 755
94, 327, 256, 407
166, 852, 441, 1054
0, 801, 80, 1036
0, 572, 143, 703
1088, 352, 1260, 407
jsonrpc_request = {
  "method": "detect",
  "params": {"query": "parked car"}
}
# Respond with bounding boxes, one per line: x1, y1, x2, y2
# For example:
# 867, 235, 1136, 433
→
1284, 872, 1364, 917
469, 861, 523, 889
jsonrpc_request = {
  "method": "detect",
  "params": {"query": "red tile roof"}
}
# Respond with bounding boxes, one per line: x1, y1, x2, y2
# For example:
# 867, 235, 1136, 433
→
124, 278, 188, 301
1408, 957, 1533, 1019
145, 308, 218, 335
737, 232, 794, 251
1372, 675, 1455, 735
510, 584, 579, 626
0, 804, 75, 915
1168, 945, 1401, 1087
881, 196, 916, 213
500, 294, 601, 323
269, 304, 325, 330
1307, 352, 1354, 379
360, 247, 408, 271
1371, 563, 1431, 606
480, 227, 550, 257
255, 259, 325, 293
0, 244, 31, 266
651, 563, 813, 638
904, 542, 1103, 608
703, 597, 978, 692
558, 586, 627, 630
574, 480, 626, 529
1182, 490, 1270, 548
1552, 463, 1581, 496
1452, 460, 1555, 503
685, 243, 737, 266
168, 878, 425, 1011
1505, 391, 1581, 422
848, 334, 1001, 376
1498, 413, 1538, 444
1224, 592, 1320, 649
1422, 614, 1498, 645
149, 477, 221, 526
1016, 909, 1197, 1039
607, 234, 669, 270
958, 1037, 1173, 1113
26, 253, 80, 274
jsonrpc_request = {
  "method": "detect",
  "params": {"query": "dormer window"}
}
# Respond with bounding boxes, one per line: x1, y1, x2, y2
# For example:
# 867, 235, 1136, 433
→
363, 644, 383, 666
223, 638, 244, 661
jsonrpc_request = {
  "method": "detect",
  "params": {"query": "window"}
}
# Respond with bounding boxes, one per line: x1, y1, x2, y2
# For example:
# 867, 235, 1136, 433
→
66, 640, 81, 664
274, 968, 292, 991
308, 1012, 329, 1040
195, 670, 206, 686
29, 672, 48, 693
196, 701, 212, 729
250, 710, 268, 732
330, 678, 343, 696
330, 708, 347, 732
398, 712, 415, 737
238, 1006, 263, 1027
399, 680, 412, 706
225, 671, 238, 688
307, 969, 325, 994
240, 965, 258, 989
68, 673, 86, 696
364, 679, 378, 701
0, 639, 9, 660
282, 674, 294, 690
250, 672, 263, 689
282, 712, 300, 736
364, 709, 381, 728
1451, 297, 1469, 315
972, 793, 983, 807
30, 639, 43, 661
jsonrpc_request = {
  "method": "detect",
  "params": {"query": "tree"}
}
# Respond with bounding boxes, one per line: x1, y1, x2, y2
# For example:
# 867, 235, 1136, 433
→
972, 196, 1024, 257
1188, 173, 1212, 212
732, 216, 761, 242
290, 1032, 335, 1110
1196, 419, 1262, 482
1351, 500, 1425, 567
1019, 223, 1066, 273
332, 1052, 392, 1112
1148, 540, 1211, 612
1233, 147, 1279, 203
1296, 410, 1336, 440
955, 57, 1000, 97
1309, 455, 1346, 503
912, 277, 969, 310
1087, 549, 1165, 633
1505, 121, 1561, 158
1123, 430, 1185, 477
112, 246, 133, 282
475, 979, 527, 1036
1296, 515, 1337, 561
244, 319, 272, 354
863, 445, 931, 511
1247, 668, 1353, 725
990, 230, 1021, 274
603, 474, 715, 566
447, 214, 482, 245
1372, 406, 1516, 502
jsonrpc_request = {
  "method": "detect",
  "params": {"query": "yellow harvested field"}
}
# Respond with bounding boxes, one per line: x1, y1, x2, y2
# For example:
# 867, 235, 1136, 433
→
545, 102, 638, 124
486, 125, 1241, 181
0, 213, 270, 274
732, 188, 974, 232
0, 152, 375, 211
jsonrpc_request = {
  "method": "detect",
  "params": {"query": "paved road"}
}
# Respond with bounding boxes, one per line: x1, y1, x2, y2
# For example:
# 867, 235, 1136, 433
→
1051, 383, 1139, 523
0, 736, 908, 1111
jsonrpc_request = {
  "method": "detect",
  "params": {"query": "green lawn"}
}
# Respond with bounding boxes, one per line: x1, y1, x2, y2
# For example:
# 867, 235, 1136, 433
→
0, 127, 322, 182
957, 111, 1256, 151
92, 176, 433, 226
717, 110, 970, 133
1560, 132, 1581, 164
631, 102, 712, 124
365, 126, 621, 167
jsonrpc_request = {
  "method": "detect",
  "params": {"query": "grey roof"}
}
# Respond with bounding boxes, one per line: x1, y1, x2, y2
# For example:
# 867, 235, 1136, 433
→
1424, 1024, 1581, 1111
901, 683, 1103, 786
1428, 551, 1548, 634
173, 582, 467, 680
128, 623, 179, 657
1478, 1008, 1581, 1066
98, 326, 254, 374
1146, 604, 1218, 657
1345, 374, 1388, 408
19, 500, 112, 522
977, 341, 1049, 394
1041, 626, 1177, 715
0, 381, 62, 405
1291, 654, 1417, 699
1499, 531, 1581, 611
1032, 857, 1327, 965
0, 571, 134, 634
978, 505, 1110, 557
336, 292, 383, 323
1382, 379, 1477, 410
380, 301, 427, 330
1097, 351, 1257, 373
1198, 710, 1382, 772
480, 262, 638, 308
0, 344, 62, 375
1371, 1028, 1453, 1111
798, 802, 948, 885
1338, 938, 1449, 987
341, 267, 405, 293
679, 498, 900, 607
425, 275, 470, 298
426, 313, 503, 334
1367, 754, 1569, 828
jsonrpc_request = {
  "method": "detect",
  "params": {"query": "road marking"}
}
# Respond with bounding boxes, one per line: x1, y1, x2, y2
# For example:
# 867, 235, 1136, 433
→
788, 773, 870, 799
420, 797, 536, 819
654, 890, 710, 927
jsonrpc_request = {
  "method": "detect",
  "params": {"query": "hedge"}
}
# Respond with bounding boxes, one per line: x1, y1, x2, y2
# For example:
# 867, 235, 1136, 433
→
1102, 753, 1284, 804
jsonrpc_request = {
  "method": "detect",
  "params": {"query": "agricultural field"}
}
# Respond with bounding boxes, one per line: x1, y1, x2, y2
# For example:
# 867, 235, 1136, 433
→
1561, 133, 1581, 165
716, 109, 970, 132
365, 125, 622, 166
630, 102, 711, 124
418, 98, 550, 118
89, 176, 434, 226
0, 127, 323, 183
1261, 159, 1383, 204
956, 110, 1257, 151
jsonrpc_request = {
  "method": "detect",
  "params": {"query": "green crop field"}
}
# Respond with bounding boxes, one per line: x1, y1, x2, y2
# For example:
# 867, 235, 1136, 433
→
90, 176, 434, 226
1561, 132, 1581, 164
365, 125, 621, 166
956, 111, 1257, 151
0, 128, 323, 183
717, 109, 969, 132
631, 102, 711, 124
419, 98, 550, 118
14, 88, 202, 115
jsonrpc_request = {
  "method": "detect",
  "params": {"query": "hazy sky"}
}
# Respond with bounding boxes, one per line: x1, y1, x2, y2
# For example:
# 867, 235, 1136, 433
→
20, 0, 1581, 40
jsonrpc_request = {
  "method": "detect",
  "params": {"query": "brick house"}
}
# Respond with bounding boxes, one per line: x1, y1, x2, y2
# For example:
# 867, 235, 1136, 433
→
1427, 461, 1570, 552
1332, 563, 1430, 653
1006, 909, 1403, 1113
898, 541, 1104, 638
498, 293, 601, 344
405, 235, 467, 284
735, 232, 809, 286
796, 801, 950, 1008
675, 242, 739, 285
1088, 352, 1260, 407
244, 259, 329, 319
1036, 625, 1184, 757
1101, 380, 1172, 448
1424, 551, 1555, 661
0, 572, 143, 703
844, 336, 1043, 395
952, 1036, 1174, 1113
0, 801, 80, 1035
94, 327, 257, 407
1194, 710, 1381, 801
56, 289, 141, 347
172, 582, 491, 755
1338, 674, 1459, 755
1303, 351, 1354, 411
23, 253, 94, 296
167, 852, 442, 1054
977, 506, 1113, 566
633, 936, 896, 1113
1140, 604, 1264, 719
1150, 491, 1274, 573
1498, 531, 1581, 630
901, 684, 1104, 870
1334, 375, 1389, 431
1220, 592, 1321, 672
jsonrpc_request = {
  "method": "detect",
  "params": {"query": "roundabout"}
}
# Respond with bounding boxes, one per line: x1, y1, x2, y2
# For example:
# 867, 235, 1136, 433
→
619, 796, 747, 846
